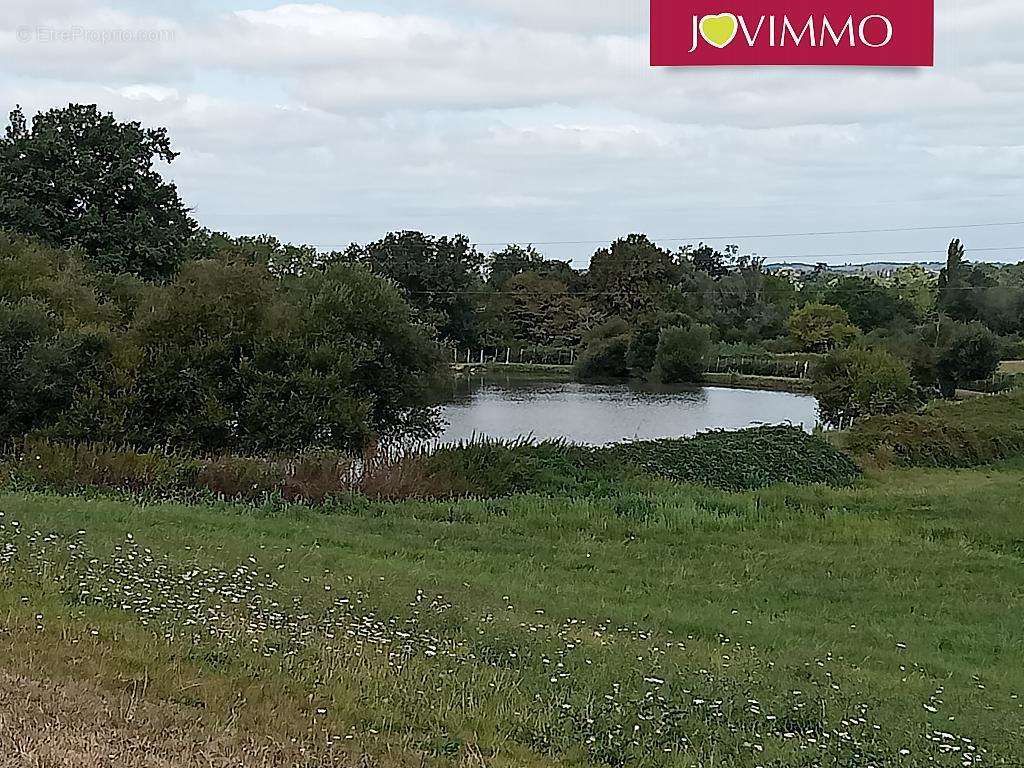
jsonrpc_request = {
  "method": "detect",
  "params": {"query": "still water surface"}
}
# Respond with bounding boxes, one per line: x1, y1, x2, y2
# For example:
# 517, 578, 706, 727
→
435, 375, 820, 446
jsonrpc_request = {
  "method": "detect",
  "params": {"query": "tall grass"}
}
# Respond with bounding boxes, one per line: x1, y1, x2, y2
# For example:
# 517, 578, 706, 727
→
2, 437, 433, 503
2, 427, 862, 504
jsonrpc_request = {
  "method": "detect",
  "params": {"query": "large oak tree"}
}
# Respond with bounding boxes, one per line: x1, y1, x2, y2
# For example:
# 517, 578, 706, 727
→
0, 104, 196, 280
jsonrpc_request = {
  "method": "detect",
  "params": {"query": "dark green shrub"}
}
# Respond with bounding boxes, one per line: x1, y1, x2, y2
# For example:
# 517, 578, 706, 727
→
626, 317, 660, 374
654, 324, 713, 383
936, 322, 1000, 397
423, 438, 630, 498
812, 346, 919, 427
574, 336, 630, 381
0, 236, 449, 453
845, 390, 1024, 468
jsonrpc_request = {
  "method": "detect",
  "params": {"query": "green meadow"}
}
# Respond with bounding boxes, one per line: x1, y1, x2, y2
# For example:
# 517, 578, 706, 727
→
2, 459, 1022, 766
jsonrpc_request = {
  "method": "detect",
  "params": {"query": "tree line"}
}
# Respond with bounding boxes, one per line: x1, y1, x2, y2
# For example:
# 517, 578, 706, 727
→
2, 103, 1023, 451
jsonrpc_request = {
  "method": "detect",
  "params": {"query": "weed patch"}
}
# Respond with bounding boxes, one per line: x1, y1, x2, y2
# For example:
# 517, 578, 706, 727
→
612, 426, 861, 491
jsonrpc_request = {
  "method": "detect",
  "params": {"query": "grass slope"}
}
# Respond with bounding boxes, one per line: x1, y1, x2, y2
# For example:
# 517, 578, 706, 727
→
2, 462, 1023, 766
846, 390, 1024, 468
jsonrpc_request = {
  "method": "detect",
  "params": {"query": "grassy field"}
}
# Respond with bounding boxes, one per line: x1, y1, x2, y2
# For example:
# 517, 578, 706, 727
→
2, 461, 1023, 766
999, 361, 1024, 374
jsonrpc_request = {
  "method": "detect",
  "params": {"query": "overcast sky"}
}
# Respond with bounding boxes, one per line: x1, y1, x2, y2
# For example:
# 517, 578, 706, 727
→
2, 0, 1023, 266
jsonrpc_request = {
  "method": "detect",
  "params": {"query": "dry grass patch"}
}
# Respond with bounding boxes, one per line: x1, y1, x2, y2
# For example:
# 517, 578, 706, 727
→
0, 671, 368, 768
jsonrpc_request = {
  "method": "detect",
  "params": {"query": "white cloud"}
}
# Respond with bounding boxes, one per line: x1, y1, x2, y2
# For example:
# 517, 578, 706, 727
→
441, 0, 646, 34
0, 0, 1021, 264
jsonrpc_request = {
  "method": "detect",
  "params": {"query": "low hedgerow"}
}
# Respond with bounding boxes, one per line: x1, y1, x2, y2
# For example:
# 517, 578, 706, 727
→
611, 426, 862, 491
844, 390, 1024, 468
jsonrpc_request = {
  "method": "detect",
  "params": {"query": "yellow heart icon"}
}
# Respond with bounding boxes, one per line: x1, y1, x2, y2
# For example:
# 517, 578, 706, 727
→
699, 13, 739, 49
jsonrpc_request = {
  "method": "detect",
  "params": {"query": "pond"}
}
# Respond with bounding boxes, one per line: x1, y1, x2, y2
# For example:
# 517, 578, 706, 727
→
434, 374, 820, 446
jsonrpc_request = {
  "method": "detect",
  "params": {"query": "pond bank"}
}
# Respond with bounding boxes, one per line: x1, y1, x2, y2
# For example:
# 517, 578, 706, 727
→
452, 362, 572, 378
702, 372, 812, 393
452, 364, 811, 394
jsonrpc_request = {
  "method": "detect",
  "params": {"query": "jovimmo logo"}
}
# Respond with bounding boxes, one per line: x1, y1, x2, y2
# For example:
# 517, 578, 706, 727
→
651, 1, 934, 66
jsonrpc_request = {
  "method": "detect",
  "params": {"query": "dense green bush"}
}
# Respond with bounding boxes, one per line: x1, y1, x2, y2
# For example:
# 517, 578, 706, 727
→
625, 316, 661, 374
654, 324, 714, 383
788, 303, 859, 352
869, 319, 1004, 397
423, 438, 633, 498
574, 336, 630, 381
936, 321, 1000, 397
612, 426, 861, 491
812, 346, 919, 427
574, 319, 631, 381
577, 314, 722, 384
844, 390, 1024, 468
0, 234, 449, 453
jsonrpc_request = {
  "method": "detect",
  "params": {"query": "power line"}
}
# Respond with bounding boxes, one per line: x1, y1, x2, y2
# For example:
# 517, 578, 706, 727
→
327, 244, 1024, 262
763, 246, 1024, 262
309, 220, 1024, 250
473, 221, 1024, 248
402, 285, 1024, 297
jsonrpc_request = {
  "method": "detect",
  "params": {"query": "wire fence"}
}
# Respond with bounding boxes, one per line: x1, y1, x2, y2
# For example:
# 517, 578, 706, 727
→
706, 356, 814, 379
448, 348, 821, 379
963, 372, 1024, 394
449, 347, 577, 367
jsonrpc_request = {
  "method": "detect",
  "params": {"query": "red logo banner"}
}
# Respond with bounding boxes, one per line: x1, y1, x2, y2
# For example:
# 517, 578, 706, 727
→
651, 1, 934, 67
